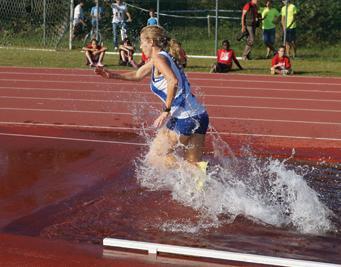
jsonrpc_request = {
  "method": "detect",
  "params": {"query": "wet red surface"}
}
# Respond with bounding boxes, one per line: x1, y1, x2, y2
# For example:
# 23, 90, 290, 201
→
0, 67, 341, 266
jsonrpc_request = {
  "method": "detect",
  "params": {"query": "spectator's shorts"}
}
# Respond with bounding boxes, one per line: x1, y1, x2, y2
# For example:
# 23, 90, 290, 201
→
285, 28, 296, 42
263, 28, 276, 45
216, 63, 232, 73
91, 19, 99, 27
166, 112, 209, 136
85, 53, 100, 65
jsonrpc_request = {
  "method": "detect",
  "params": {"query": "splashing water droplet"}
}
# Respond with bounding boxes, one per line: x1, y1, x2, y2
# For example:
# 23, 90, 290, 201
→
130, 90, 335, 235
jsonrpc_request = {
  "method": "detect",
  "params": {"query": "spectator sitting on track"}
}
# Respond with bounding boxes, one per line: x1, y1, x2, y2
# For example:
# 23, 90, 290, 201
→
147, 8, 158, 26
72, 0, 86, 40
82, 38, 107, 67
169, 39, 187, 68
210, 40, 243, 73
271, 45, 293, 75
118, 38, 137, 67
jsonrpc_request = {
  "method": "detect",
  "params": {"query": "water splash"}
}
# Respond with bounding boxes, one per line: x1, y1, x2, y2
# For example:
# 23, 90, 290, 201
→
130, 91, 334, 235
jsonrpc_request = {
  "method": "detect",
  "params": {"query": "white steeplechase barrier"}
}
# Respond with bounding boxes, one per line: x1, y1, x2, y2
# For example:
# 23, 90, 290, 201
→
103, 238, 341, 267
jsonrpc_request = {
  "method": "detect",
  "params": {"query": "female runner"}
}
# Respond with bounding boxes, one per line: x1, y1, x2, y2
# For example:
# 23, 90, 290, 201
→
95, 25, 209, 174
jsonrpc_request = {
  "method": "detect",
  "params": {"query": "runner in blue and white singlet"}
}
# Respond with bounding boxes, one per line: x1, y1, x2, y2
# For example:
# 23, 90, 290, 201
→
151, 51, 208, 136
95, 25, 209, 169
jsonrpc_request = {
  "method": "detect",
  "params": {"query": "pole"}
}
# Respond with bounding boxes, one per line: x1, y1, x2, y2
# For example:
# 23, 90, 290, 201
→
283, 1, 288, 46
207, 15, 211, 37
69, 0, 74, 50
214, 0, 218, 54
96, 0, 99, 41
43, 0, 46, 47
156, 0, 160, 25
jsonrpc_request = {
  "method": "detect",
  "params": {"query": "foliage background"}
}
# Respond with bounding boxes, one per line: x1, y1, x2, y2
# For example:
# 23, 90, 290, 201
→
0, 0, 340, 51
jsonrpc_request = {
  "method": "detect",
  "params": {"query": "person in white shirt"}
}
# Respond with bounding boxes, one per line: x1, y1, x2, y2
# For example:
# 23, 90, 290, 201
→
72, 0, 86, 40
111, 0, 132, 49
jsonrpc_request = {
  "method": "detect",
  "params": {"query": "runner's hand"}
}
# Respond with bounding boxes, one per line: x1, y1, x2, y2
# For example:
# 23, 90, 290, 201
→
153, 112, 169, 128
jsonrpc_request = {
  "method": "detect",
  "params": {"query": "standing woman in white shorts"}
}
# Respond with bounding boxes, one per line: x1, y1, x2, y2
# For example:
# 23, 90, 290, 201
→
95, 26, 209, 171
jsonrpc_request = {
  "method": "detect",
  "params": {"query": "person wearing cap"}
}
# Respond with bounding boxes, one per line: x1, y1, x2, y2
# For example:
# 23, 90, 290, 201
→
281, 0, 298, 57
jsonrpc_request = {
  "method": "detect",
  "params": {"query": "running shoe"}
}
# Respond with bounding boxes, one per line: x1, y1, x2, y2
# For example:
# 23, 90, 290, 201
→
195, 161, 208, 191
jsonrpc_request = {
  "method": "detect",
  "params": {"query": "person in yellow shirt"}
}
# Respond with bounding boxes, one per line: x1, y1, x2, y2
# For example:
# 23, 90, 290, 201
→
281, 0, 298, 57
261, 0, 280, 58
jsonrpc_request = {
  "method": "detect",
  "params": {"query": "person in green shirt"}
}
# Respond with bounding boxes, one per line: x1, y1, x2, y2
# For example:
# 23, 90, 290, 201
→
281, 0, 298, 57
262, 0, 280, 58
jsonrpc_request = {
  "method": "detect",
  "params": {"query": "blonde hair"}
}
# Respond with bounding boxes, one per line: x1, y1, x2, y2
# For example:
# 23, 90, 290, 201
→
169, 39, 186, 66
140, 26, 186, 66
140, 25, 170, 49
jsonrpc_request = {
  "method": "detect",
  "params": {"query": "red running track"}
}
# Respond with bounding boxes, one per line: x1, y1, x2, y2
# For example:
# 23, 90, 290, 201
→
0, 66, 340, 162
1, 67, 341, 267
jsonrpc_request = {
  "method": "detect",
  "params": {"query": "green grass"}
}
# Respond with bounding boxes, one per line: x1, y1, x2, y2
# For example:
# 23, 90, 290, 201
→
1, 47, 341, 77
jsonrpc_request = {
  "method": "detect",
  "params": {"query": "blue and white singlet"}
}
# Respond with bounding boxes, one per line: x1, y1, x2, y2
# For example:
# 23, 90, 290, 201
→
150, 51, 206, 119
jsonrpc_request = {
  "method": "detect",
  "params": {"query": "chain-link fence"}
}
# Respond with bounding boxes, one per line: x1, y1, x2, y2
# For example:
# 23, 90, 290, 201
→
70, 0, 341, 58
1, 0, 340, 56
69, 0, 243, 56
0, 0, 71, 49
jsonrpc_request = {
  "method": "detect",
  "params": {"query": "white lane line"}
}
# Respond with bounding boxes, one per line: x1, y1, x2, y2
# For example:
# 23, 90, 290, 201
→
213, 116, 341, 126
1, 124, 341, 142
0, 132, 147, 146
191, 77, 341, 86
1, 71, 340, 86
1, 84, 341, 94
0, 78, 130, 86
1, 106, 341, 126
220, 132, 341, 142
0, 122, 137, 131
2, 67, 341, 81
1, 89, 341, 113
0, 107, 130, 115
1, 94, 341, 103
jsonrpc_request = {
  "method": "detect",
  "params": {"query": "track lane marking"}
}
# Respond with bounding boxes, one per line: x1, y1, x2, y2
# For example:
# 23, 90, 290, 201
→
1, 66, 341, 80
1, 85, 341, 94
0, 132, 147, 146
1, 94, 341, 103
0, 72, 340, 86
1, 108, 341, 125
0, 127, 341, 142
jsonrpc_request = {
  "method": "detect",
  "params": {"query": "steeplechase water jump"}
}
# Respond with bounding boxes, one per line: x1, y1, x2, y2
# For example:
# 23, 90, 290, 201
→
0, 0, 340, 267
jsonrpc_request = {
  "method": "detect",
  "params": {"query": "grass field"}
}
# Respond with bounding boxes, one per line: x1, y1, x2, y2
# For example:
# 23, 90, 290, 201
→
1, 46, 341, 77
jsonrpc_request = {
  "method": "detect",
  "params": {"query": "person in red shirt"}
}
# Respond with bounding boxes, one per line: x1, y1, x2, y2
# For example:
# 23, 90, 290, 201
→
135, 51, 149, 68
82, 38, 107, 67
210, 40, 243, 73
271, 45, 293, 75
241, 0, 260, 60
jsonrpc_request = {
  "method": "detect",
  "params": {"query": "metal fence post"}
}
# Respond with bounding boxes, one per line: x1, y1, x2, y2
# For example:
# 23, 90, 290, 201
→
214, 0, 218, 54
207, 15, 211, 37
157, 0, 160, 25
96, 0, 99, 41
283, 1, 288, 46
43, 0, 46, 47
69, 0, 74, 50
